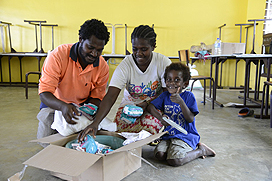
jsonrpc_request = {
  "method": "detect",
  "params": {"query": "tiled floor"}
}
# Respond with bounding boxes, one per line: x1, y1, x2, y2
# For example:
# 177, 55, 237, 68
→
1, 86, 272, 181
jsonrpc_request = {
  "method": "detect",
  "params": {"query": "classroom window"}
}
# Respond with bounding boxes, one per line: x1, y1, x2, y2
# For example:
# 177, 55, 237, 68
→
264, 0, 272, 34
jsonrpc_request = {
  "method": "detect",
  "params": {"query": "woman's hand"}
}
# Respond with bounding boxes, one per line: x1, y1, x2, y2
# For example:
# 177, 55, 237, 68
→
136, 100, 149, 111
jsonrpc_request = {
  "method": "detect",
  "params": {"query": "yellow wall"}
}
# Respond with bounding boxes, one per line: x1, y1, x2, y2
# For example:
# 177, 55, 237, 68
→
0, 0, 267, 86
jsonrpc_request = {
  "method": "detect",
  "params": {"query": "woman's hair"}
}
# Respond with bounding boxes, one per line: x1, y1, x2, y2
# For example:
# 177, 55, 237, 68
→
164, 62, 191, 82
78, 19, 110, 45
131, 25, 157, 47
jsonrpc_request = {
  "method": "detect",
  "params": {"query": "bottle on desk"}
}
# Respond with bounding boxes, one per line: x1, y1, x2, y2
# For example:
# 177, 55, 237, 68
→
214, 38, 222, 55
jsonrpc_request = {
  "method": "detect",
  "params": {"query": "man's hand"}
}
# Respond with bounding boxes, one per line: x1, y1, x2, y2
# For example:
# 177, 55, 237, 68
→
170, 87, 183, 104
60, 103, 79, 124
77, 123, 98, 143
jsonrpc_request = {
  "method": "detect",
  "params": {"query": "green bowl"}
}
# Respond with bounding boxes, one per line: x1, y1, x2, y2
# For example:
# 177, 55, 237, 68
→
65, 135, 124, 150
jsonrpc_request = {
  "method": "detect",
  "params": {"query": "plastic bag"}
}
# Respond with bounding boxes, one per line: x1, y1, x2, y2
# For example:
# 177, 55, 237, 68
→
51, 110, 93, 136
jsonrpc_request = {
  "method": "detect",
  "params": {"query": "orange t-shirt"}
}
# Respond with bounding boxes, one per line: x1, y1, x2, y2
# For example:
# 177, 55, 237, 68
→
39, 43, 109, 104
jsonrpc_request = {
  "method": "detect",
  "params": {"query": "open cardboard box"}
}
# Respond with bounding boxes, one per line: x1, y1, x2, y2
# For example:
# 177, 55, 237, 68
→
23, 131, 166, 181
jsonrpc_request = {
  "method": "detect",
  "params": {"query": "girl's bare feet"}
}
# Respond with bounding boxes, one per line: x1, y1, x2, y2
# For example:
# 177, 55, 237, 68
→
198, 142, 216, 159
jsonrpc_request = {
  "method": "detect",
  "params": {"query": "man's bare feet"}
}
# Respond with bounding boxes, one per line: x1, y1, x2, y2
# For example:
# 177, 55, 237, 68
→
198, 142, 216, 159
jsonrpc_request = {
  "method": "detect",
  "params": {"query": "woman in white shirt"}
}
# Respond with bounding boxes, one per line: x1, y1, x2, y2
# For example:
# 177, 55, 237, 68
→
78, 25, 171, 141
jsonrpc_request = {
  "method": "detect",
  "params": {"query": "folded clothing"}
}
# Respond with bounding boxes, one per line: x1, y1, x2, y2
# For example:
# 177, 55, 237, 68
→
79, 103, 98, 115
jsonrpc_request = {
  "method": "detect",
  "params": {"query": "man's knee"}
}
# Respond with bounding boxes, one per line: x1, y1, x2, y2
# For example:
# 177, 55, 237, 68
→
37, 108, 54, 123
37, 108, 56, 139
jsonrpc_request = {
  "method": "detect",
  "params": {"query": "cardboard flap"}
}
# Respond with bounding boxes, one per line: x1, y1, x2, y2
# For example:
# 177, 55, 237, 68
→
29, 133, 64, 143
23, 145, 101, 177
29, 133, 77, 146
110, 131, 167, 154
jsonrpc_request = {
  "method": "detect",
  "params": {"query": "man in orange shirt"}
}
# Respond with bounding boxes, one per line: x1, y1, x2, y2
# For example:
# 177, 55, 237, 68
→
37, 19, 110, 143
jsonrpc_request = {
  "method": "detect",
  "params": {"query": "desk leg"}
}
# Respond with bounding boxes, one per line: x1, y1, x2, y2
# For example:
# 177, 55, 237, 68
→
237, 59, 262, 108
37, 56, 43, 81
265, 84, 270, 115
270, 91, 272, 128
219, 61, 223, 88
219, 59, 227, 89
265, 59, 271, 116
8, 56, 12, 85
243, 60, 249, 106
37, 56, 42, 72
0, 56, 2, 82
213, 57, 223, 107
246, 62, 251, 99
253, 61, 259, 100
234, 59, 240, 88
256, 61, 262, 100
209, 59, 213, 98
19, 57, 23, 83
214, 58, 220, 100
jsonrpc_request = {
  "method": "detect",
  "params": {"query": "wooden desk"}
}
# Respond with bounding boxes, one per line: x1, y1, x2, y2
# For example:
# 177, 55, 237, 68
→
205, 54, 272, 108
190, 57, 201, 65
102, 54, 179, 60
0, 53, 120, 85
0, 52, 47, 85
205, 55, 236, 107
102, 54, 126, 61
0, 53, 178, 86
234, 54, 272, 108
168, 56, 179, 60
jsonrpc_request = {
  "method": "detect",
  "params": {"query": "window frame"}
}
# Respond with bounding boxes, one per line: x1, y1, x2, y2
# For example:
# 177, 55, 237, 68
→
264, 0, 272, 34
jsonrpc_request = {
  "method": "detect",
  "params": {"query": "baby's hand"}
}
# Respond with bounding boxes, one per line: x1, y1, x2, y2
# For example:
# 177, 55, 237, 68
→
170, 87, 183, 104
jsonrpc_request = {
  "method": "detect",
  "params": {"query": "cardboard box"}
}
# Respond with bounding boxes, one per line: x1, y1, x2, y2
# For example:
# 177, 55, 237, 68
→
212, 42, 246, 55
23, 131, 166, 181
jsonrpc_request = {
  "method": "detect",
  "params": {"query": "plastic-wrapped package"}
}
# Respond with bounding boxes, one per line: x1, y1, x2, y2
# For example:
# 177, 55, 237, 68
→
122, 105, 143, 117
79, 103, 98, 115
120, 105, 143, 124
78, 135, 98, 154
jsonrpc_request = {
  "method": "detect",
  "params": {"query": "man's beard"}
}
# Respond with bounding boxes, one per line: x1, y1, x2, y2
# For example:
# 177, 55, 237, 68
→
79, 45, 98, 64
